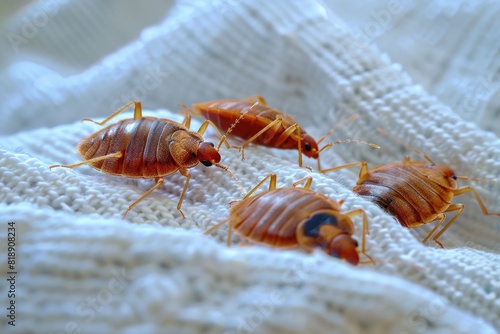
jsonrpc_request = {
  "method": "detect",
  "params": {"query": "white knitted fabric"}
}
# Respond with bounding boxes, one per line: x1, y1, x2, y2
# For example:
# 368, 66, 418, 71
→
1, 0, 499, 333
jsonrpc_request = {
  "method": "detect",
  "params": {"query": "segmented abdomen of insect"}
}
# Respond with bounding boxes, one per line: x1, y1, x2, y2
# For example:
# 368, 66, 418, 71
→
77, 117, 185, 178
230, 188, 342, 247
197, 101, 305, 149
353, 164, 454, 228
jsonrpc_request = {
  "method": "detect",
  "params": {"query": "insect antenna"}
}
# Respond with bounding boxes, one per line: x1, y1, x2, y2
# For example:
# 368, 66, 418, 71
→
319, 139, 380, 153
316, 114, 380, 172
178, 103, 202, 117
377, 128, 434, 164
319, 114, 380, 149
454, 175, 499, 183
317, 114, 359, 146
216, 101, 260, 151
377, 128, 500, 185
180, 102, 247, 193
318, 114, 380, 151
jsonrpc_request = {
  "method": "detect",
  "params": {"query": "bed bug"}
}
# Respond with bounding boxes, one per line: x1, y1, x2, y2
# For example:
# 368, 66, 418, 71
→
49, 100, 234, 218
190, 95, 378, 171
322, 129, 500, 248
204, 173, 373, 265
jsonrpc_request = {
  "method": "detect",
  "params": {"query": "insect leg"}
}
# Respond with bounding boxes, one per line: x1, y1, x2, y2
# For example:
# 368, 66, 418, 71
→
275, 123, 312, 170
454, 185, 500, 216
425, 204, 464, 248
196, 120, 231, 149
316, 143, 333, 172
179, 103, 203, 120
421, 213, 446, 247
203, 217, 229, 238
226, 215, 239, 247
317, 141, 378, 172
344, 208, 374, 264
49, 152, 123, 170
176, 168, 191, 219
205, 173, 277, 245
82, 101, 142, 125
319, 160, 369, 178
214, 101, 260, 153
292, 176, 313, 189
402, 155, 412, 165
235, 118, 283, 160
122, 178, 165, 218
181, 112, 192, 128
242, 173, 277, 200
377, 128, 434, 164
317, 114, 359, 145
241, 95, 267, 105
204, 215, 239, 247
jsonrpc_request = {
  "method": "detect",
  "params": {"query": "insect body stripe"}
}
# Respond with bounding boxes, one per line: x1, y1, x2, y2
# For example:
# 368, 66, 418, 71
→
123, 119, 151, 175
156, 122, 179, 176
399, 166, 453, 209
208, 108, 226, 132
355, 184, 422, 227
233, 198, 263, 237
260, 191, 302, 241
80, 129, 102, 160
101, 122, 125, 174
370, 166, 453, 213
232, 192, 289, 244
233, 189, 339, 247
246, 192, 287, 240
80, 132, 99, 160
367, 169, 436, 221
221, 109, 269, 143
78, 118, 190, 178
235, 113, 262, 140
201, 103, 301, 149
263, 191, 308, 244
274, 194, 322, 237
397, 166, 450, 203
142, 119, 164, 177
93, 127, 114, 170
200, 108, 231, 137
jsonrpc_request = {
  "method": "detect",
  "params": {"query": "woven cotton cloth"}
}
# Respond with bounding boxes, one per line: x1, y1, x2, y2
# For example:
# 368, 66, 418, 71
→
1, 0, 500, 333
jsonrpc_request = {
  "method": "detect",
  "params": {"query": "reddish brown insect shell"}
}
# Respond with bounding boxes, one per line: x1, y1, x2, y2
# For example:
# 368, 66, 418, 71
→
323, 150, 500, 248
191, 95, 320, 169
204, 173, 373, 265
49, 101, 231, 218
191, 96, 379, 171
355, 160, 457, 228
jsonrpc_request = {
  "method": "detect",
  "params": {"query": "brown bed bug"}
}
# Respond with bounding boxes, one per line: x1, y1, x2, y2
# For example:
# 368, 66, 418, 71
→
204, 173, 373, 265
190, 95, 378, 170
322, 129, 500, 248
49, 101, 234, 218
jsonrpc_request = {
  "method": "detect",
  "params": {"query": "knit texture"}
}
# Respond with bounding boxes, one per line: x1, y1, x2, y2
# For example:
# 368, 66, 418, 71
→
1, 0, 499, 333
